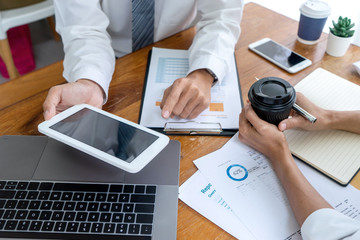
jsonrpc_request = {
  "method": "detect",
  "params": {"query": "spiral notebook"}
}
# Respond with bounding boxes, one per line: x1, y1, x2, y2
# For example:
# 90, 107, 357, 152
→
284, 68, 360, 186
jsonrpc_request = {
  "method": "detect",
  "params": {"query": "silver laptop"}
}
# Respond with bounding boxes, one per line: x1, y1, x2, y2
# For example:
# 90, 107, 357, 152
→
0, 135, 180, 240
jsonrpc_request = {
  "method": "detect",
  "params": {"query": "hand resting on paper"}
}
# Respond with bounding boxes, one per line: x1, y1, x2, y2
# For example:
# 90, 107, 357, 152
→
43, 79, 104, 121
160, 69, 213, 119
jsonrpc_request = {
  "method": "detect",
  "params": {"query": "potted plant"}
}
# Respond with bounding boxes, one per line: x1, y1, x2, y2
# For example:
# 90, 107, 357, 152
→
326, 16, 355, 57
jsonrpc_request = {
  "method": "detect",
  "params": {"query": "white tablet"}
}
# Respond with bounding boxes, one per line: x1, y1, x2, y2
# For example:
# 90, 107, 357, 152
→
38, 104, 169, 173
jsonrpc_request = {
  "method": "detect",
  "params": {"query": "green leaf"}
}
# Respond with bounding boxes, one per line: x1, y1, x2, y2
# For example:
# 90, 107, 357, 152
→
348, 23, 355, 30
330, 16, 355, 37
332, 20, 336, 26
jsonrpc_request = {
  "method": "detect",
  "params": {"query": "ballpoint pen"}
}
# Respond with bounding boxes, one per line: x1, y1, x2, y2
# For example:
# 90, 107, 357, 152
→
292, 103, 317, 124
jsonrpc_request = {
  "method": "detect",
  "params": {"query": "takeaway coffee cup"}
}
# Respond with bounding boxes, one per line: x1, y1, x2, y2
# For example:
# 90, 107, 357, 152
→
297, 0, 331, 45
248, 77, 296, 125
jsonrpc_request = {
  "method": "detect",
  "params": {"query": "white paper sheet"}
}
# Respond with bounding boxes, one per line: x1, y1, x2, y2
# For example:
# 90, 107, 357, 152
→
193, 134, 301, 240
139, 47, 241, 131
297, 160, 360, 219
179, 171, 256, 240
179, 133, 360, 239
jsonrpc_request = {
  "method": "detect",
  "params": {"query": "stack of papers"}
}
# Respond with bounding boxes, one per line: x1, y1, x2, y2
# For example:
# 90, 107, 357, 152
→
179, 133, 360, 239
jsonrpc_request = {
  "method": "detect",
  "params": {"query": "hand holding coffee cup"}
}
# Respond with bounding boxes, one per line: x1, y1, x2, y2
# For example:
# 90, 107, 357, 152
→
248, 77, 316, 125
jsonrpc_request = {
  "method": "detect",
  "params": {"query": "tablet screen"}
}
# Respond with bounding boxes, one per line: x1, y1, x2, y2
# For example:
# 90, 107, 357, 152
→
50, 108, 159, 163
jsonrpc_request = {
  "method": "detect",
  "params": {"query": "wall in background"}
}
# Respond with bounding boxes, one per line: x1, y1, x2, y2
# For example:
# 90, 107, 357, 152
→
245, 0, 360, 46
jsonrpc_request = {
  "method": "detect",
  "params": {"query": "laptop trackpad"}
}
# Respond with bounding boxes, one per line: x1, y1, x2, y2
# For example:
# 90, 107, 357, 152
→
0, 136, 48, 180
33, 138, 180, 185
33, 138, 127, 182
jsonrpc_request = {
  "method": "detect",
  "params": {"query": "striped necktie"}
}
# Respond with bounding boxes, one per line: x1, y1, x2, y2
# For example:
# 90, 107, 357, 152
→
132, 0, 155, 52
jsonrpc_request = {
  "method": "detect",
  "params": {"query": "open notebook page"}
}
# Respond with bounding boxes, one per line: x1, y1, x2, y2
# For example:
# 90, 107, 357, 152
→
284, 68, 360, 185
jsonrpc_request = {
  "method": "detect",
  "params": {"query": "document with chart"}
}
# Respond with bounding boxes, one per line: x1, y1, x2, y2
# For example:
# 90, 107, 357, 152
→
179, 170, 256, 240
193, 134, 302, 240
180, 133, 360, 239
139, 47, 242, 135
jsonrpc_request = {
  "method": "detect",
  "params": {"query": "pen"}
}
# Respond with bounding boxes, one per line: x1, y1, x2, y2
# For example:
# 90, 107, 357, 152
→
292, 103, 317, 124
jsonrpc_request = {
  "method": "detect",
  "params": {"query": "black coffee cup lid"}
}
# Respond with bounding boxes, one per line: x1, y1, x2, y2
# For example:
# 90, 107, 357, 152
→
249, 77, 295, 108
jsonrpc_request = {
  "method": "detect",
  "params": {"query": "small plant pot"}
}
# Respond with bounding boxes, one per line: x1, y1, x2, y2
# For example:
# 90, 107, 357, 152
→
326, 32, 353, 57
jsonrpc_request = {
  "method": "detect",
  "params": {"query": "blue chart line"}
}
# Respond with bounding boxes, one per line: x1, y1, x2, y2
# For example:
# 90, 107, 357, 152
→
156, 57, 189, 83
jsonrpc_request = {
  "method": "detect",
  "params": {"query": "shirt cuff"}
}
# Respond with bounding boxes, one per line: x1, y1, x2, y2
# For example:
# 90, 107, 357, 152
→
65, 66, 111, 104
187, 54, 229, 85
301, 208, 360, 240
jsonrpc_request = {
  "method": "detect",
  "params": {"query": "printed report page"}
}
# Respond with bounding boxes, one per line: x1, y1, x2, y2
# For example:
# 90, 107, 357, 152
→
139, 47, 241, 130
194, 134, 301, 240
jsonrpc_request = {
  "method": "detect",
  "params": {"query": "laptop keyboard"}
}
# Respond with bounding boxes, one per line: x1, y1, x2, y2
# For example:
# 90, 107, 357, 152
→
0, 180, 156, 240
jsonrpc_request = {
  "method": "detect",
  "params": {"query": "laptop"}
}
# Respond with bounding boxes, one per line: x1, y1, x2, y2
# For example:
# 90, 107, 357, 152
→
0, 135, 180, 240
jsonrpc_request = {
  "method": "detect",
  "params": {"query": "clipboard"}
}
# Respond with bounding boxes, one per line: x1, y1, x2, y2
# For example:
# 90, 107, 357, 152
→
138, 47, 243, 136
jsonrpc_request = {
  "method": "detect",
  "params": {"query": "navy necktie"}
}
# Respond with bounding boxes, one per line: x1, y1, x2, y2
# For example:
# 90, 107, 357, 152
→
132, 0, 155, 52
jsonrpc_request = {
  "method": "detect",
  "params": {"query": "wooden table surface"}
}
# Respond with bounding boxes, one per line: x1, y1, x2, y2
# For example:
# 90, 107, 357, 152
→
0, 3, 359, 239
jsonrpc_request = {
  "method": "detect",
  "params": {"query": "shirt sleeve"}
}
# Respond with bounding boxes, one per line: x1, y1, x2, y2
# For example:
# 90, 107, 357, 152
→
54, 0, 115, 103
301, 208, 360, 240
187, 0, 244, 83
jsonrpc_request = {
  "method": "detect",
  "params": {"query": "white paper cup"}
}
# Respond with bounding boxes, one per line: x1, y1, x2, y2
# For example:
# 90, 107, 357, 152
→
297, 0, 331, 45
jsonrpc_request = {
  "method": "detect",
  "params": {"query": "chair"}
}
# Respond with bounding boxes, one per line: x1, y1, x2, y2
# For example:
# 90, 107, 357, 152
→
0, 0, 56, 79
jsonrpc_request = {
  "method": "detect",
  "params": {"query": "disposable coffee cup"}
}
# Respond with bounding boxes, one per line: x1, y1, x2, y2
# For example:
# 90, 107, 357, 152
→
248, 77, 296, 125
297, 0, 331, 45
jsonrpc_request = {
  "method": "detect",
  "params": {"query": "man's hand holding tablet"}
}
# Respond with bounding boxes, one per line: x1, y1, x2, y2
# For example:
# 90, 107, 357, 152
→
38, 104, 169, 173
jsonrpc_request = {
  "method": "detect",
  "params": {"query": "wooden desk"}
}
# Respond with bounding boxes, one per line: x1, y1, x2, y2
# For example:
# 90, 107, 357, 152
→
0, 2, 359, 239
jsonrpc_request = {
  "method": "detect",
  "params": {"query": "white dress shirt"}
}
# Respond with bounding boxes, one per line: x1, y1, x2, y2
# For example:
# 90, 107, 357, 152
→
54, 0, 243, 101
301, 208, 360, 240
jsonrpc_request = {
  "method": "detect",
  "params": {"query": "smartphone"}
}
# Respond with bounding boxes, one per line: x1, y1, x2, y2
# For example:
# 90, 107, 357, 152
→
248, 38, 312, 73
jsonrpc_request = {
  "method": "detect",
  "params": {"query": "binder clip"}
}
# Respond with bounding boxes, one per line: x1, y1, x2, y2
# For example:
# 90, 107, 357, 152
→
163, 121, 222, 135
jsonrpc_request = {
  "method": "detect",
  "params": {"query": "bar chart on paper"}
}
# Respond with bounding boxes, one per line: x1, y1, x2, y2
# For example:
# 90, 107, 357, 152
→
155, 57, 189, 83
154, 57, 190, 107
154, 56, 226, 113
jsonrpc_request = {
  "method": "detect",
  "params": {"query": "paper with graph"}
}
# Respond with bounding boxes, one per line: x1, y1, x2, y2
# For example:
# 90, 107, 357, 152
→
139, 47, 241, 135
179, 133, 360, 239
284, 68, 360, 185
